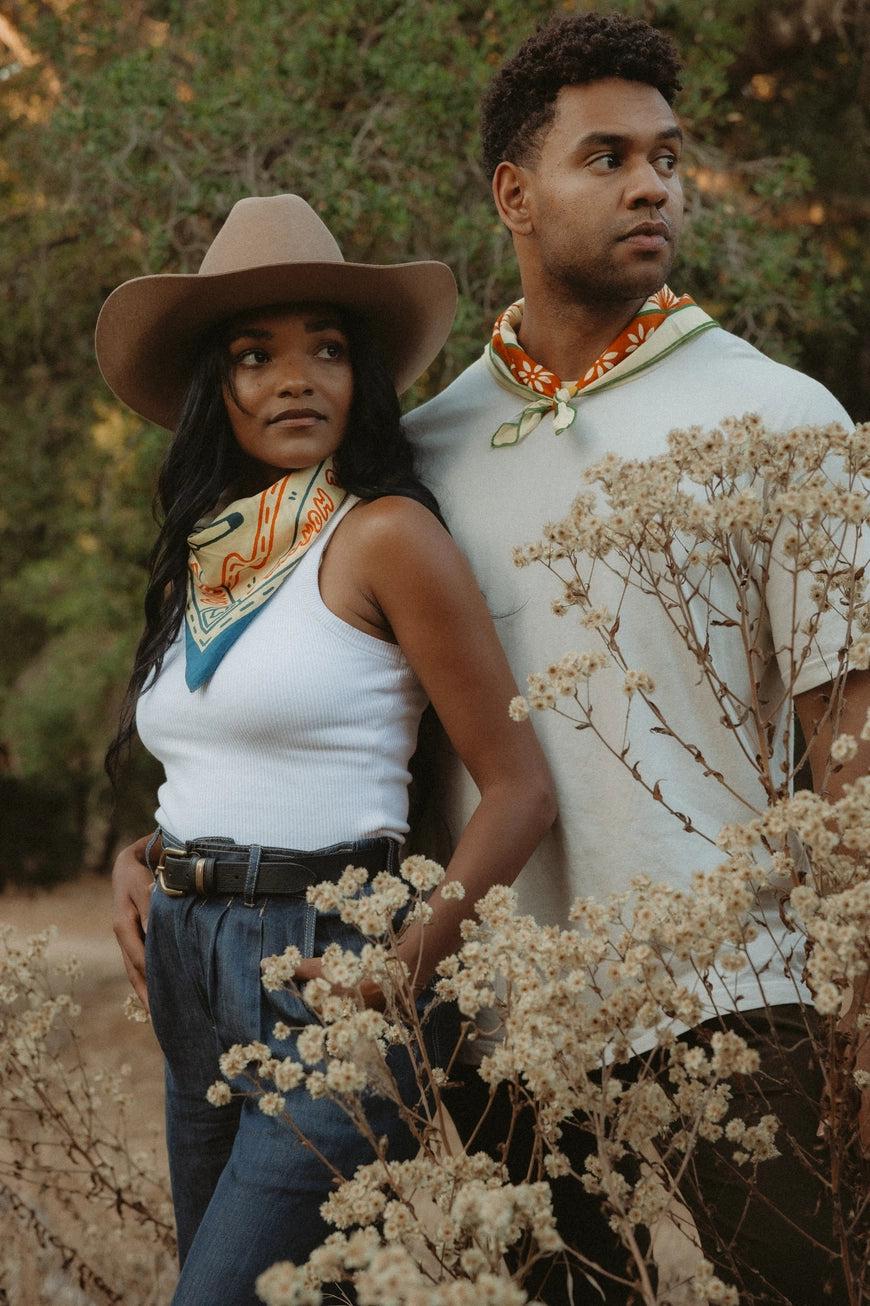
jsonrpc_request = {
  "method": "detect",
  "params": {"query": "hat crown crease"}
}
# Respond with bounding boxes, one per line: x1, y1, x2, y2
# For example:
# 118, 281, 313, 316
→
198, 199, 343, 276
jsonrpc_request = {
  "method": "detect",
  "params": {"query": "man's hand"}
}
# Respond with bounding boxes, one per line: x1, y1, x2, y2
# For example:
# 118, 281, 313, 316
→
111, 833, 157, 1014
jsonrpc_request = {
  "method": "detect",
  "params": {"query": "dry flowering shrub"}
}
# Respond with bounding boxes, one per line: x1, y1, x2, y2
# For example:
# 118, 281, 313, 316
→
214, 859, 791, 1306
0, 922, 176, 1305
211, 859, 571, 1306
437, 880, 791, 1306
226, 421, 870, 1305
509, 418, 870, 1302
511, 418, 870, 809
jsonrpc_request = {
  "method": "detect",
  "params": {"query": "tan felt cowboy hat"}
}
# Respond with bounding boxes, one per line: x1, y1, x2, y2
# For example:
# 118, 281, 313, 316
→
95, 194, 457, 430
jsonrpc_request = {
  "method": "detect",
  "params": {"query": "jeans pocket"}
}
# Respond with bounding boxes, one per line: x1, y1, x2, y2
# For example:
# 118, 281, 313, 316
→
258, 898, 365, 1036
310, 907, 366, 960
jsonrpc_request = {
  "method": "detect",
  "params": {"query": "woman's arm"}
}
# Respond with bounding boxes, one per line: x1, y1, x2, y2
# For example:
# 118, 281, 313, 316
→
315, 494, 557, 993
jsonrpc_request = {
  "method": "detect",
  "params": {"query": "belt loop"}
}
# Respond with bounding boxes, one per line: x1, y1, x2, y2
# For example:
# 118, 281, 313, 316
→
243, 845, 263, 907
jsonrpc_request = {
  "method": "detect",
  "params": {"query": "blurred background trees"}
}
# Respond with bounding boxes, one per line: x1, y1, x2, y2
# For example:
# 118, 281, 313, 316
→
1, 0, 867, 884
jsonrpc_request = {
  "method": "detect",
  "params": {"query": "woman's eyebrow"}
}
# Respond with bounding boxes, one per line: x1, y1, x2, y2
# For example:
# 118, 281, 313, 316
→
303, 316, 347, 333
227, 325, 273, 344
225, 313, 347, 344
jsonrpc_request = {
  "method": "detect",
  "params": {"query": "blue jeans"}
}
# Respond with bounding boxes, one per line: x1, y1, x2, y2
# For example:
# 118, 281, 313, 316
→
146, 837, 457, 1306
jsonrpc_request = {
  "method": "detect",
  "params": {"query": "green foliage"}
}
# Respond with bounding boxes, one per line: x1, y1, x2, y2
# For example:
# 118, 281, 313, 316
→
0, 0, 867, 878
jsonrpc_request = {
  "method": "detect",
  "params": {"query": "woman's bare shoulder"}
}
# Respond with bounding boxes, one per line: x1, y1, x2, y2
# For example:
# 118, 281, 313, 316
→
339, 494, 450, 555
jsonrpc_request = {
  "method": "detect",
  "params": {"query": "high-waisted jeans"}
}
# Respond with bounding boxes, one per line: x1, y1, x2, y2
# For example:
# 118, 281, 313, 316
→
146, 836, 457, 1306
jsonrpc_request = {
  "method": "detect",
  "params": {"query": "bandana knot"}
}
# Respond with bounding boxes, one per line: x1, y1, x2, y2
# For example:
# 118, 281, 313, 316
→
487, 288, 716, 447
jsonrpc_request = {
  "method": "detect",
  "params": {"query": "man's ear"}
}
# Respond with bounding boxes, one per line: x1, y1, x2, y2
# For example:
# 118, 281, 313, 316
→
492, 161, 534, 236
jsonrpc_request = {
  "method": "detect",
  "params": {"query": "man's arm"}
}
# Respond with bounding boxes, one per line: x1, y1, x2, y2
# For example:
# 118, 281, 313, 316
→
111, 833, 157, 1014
794, 668, 870, 798
794, 667, 870, 1153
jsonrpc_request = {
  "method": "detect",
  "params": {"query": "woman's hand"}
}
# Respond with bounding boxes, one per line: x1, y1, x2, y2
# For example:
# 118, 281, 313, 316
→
111, 834, 156, 1014
292, 955, 386, 1011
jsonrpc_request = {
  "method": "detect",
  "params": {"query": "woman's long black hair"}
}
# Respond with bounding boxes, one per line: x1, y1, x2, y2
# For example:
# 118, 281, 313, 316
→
106, 305, 443, 784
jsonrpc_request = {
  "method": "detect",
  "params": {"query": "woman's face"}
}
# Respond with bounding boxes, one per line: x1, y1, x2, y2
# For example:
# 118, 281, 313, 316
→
223, 305, 354, 493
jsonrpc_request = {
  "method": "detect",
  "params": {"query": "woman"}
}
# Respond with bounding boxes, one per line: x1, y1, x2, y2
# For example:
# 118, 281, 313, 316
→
97, 194, 555, 1305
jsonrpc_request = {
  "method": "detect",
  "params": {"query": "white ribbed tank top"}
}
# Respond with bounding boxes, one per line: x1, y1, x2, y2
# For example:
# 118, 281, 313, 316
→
136, 497, 428, 848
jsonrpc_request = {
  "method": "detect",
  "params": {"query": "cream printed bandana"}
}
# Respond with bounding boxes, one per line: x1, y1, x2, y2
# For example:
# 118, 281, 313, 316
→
487, 287, 717, 447
184, 458, 346, 690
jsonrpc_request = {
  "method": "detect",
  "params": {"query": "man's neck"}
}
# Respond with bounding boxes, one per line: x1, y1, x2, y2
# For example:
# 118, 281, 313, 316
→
516, 295, 648, 381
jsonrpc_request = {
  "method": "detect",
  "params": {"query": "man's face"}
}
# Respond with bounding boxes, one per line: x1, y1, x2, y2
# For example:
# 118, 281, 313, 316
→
518, 78, 685, 307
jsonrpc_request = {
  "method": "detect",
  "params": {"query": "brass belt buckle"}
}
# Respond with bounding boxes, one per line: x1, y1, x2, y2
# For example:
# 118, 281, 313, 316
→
156, 846, 187, 897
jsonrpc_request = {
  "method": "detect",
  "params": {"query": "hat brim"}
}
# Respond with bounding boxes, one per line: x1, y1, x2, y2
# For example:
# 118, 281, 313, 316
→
95, 259, 457, 430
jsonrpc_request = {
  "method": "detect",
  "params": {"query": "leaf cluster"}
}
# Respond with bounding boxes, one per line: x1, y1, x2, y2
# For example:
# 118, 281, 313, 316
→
0, 0, 868, 877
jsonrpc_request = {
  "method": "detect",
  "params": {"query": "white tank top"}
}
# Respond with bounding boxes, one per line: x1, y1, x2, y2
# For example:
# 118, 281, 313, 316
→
136, 497, 428, 847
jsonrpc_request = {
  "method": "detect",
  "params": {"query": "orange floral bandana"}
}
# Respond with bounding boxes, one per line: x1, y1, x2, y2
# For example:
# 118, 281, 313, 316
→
184, 458, 346, 690
488, 287, 717, 447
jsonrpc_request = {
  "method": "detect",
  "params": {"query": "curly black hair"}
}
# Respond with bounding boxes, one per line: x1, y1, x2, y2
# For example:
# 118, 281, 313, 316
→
480, 11, 683, 180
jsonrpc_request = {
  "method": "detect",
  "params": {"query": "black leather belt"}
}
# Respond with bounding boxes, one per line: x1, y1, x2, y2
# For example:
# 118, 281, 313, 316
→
155, 838, 394, 898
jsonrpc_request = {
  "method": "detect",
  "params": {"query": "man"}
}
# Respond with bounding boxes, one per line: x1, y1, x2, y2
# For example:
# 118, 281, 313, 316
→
405, 11, 864, 1304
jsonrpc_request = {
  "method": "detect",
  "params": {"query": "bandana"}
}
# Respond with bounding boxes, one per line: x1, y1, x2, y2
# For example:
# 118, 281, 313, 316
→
487, 287, 717, 447
184, 458, 347, 691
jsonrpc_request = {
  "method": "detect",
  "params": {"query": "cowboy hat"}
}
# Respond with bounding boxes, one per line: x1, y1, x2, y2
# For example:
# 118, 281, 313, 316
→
95, 194, 457, 430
